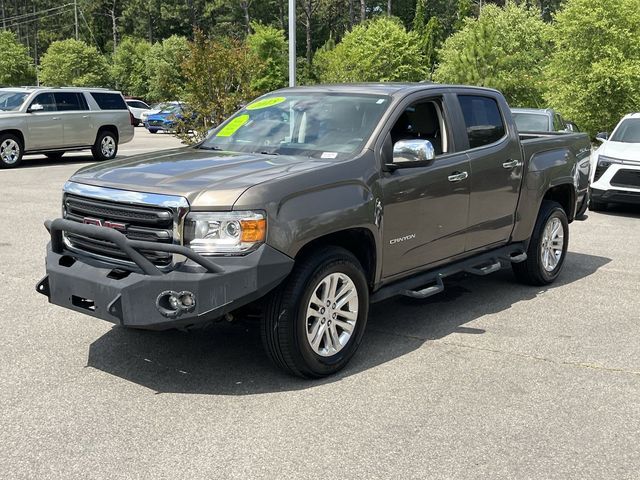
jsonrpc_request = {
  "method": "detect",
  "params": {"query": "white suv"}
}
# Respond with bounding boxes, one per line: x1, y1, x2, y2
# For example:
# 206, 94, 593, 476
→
590, 113, 640, 210
0, 87, 134, 168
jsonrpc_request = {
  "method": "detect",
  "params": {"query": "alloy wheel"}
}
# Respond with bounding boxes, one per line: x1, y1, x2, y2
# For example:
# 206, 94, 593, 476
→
540, 217, 564, 272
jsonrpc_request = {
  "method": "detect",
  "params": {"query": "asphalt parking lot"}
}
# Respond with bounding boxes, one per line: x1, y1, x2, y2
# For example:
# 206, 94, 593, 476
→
1, 129, 639, 479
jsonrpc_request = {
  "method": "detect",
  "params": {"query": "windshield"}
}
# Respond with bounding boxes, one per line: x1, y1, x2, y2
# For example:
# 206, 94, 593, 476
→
0, 91, 28, 112
610, 118, 640, 143
160, 105, 181, 114
512, 112, 550, 132
200, 93, 390, 158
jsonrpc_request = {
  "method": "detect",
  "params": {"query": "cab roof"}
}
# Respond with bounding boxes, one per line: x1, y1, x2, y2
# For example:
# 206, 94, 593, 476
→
274, 82, 501, 98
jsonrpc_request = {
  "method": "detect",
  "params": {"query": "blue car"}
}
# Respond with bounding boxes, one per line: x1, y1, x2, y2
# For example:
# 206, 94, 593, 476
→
144, 103, 186, 133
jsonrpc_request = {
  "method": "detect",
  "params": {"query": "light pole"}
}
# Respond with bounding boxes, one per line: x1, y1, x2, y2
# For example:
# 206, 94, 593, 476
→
288, 0, 296, 87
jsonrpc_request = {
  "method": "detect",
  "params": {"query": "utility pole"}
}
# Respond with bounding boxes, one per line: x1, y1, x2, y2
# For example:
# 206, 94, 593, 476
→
288, 0, 296, 86
1, 0, 6, 30
74, 0, 79, 40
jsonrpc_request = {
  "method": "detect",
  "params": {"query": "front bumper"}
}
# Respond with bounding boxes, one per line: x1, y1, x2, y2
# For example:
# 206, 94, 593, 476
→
590, 187, 640, 206
36, 219, 294, 330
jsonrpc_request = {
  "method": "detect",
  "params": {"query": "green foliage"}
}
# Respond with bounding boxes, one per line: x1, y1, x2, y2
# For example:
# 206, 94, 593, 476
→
314, 17, 427, 83
112, 37, 152, 98
544, 0, 640, 136
0, 31, 35, 86
39, 39, 111, 87
177, 31, 259, 143
435, 3, 552, 108
145, 35, 190, 103
246, 23, 288, 92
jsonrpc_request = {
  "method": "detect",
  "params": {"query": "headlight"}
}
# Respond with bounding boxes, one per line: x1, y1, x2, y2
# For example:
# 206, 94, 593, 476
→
183, 211, 266, 255
598, 155, 623, 167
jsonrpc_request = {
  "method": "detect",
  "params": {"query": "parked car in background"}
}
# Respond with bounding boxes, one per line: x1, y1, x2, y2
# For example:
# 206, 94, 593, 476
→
144, 102, 188, 133
511, 108, 576, 133
589, 114, 640, 210
0, 87, 134, 168
37, 84, 591, 377
139, 101, 181, 125
125, 99, 151, 126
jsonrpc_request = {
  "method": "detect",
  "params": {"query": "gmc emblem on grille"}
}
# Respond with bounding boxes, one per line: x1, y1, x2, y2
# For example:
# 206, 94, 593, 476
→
83, 217, 127, 231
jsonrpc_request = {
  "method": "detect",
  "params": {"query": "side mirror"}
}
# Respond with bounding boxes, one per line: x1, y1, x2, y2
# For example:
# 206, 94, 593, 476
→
389, 139, 435, 168
28, 103, 44, 113
595, 132, 609, 143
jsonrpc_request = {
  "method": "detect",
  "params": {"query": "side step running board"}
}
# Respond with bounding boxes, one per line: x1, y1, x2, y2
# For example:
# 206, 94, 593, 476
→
371, 243, 527, 303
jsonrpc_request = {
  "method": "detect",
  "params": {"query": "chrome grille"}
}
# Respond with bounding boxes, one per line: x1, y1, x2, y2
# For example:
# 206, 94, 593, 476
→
61, 182, 189, 268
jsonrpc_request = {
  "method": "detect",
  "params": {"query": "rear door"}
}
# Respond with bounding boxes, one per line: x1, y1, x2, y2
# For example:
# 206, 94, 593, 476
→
455, 94, 524, 251
379, 94, 471, 278
25, 92, 63, 150
54, 92, 92, 147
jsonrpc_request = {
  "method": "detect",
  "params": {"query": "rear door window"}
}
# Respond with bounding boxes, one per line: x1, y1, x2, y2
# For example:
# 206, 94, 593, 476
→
127, 100, 149, 109
458, 95, 506, 149
30, 92, 57, 112
91, 92, 127, 110
54, 92, 88, 111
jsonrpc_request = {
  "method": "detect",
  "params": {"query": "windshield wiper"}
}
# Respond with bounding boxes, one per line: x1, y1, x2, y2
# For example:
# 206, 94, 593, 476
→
197, 145, 223, 151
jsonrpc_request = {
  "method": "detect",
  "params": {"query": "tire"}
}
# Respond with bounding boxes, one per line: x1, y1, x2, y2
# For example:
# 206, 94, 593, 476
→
513, 200, 569, 286
45, 152, 65, 161
261, 246, 369, 378
91, 130, 118, 161
148, 129, 158, 134
0, 133, 23, 168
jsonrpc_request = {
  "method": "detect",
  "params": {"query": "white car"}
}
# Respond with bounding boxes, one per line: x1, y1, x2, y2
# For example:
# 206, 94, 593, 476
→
590, 113, 640, 210
125, 99, 151, 126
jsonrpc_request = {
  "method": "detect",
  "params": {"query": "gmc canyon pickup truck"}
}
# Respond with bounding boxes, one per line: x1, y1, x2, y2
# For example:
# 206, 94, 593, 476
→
37, 84, 591, 378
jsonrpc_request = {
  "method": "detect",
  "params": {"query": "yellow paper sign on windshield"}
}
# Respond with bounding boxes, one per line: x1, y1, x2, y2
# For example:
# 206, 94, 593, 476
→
246, 96, 286, 110
216, 114, 250, 137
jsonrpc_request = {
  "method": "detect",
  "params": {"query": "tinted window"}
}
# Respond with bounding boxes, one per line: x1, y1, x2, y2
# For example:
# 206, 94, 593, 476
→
91, 92, 127, 110
54, 92, 87, 111
30, 93, 57, 112
458, 95, 506, 149
553, 114, 565, 131
513, 112, 550, 132
127, 100, 149, 109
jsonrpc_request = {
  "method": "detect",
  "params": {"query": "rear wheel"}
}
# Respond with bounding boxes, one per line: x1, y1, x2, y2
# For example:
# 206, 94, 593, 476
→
513, 200, 569, 286
0, 133, 23, 168
91, 130, 118, 161
261, 247, 369, 378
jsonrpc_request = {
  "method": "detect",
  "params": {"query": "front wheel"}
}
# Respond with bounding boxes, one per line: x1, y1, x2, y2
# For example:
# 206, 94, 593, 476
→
261, 247, 369, 378
91, 130, 118, 161
0, 133, 23, 168
513, 200, 569, 286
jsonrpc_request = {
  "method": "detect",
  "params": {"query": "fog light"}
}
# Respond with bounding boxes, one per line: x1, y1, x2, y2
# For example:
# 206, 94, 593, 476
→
156, 290, 196, 318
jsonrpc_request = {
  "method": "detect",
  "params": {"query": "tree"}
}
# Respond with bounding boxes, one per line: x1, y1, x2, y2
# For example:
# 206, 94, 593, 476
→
246, 23, 288, 92
112, 37, 151, 97
435, 3, 552, 108
545, 0, 640, 135
314, 16, 427, 83
39, 39, 111, 87
179, 31, 259, 142
0, 31, 35, 86
145, 35, 190, 102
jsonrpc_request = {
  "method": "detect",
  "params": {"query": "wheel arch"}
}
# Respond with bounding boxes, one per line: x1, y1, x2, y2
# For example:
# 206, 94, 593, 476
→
294, 228, 377, 288
96, 125, 119, 142
543, 183, 575, 221
0, 129, 25, 149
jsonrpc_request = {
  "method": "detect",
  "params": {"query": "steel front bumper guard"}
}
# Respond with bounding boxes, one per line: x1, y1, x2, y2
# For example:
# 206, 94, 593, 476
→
36, 218, 294, 330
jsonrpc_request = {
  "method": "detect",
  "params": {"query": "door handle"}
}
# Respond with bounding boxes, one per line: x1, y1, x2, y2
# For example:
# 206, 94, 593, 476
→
502, 159, 521, 169
448, 171, 469, 183
82, 115, 89, 118
52, 117, 60, 121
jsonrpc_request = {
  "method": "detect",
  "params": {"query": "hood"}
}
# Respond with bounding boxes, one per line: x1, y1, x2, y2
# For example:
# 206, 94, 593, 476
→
148, 112, 177, 121
70, 147, 332, 208
598, 141, 640, 162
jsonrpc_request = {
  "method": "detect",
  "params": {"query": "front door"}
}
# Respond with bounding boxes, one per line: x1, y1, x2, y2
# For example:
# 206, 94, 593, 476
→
26, 92, 64, 151
380, 98, 471, 278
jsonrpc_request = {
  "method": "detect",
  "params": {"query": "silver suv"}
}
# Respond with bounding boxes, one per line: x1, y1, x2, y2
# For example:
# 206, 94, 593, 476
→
0, 87, 134, 168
